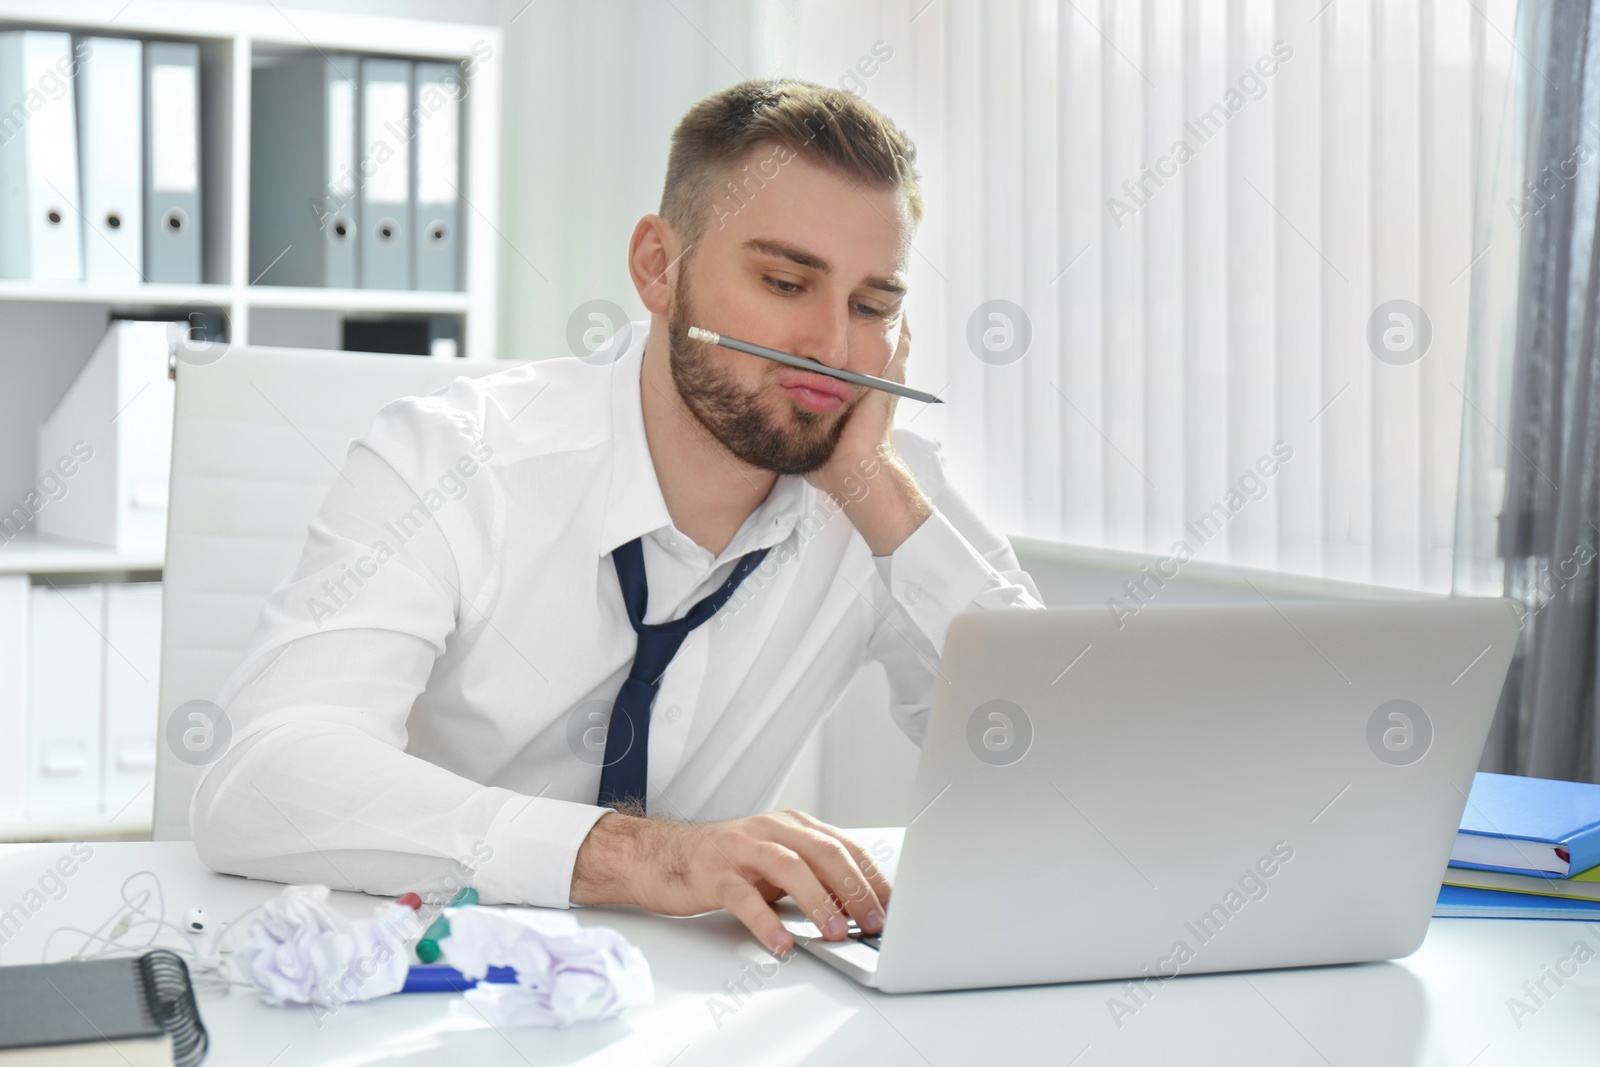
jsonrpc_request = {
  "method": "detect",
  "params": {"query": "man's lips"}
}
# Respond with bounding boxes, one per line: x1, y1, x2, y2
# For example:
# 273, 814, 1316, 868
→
776, 371, 853, 404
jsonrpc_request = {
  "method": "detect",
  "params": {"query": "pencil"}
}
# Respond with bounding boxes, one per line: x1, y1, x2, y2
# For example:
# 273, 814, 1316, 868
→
687, 326, 944, 405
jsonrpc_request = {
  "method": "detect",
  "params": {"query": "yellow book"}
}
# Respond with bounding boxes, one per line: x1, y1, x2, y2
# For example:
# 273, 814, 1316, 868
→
1443, 861, 1600, 902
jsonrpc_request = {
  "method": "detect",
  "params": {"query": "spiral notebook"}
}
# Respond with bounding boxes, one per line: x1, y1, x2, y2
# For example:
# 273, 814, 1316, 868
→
0, 951, 207, 1066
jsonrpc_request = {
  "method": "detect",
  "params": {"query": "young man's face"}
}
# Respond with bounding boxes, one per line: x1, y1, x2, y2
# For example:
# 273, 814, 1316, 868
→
666, 141, 911, 476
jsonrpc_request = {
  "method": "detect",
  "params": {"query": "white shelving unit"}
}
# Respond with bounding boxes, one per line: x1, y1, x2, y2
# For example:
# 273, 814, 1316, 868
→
0, 0, 502, 839
0, 0, 502, 357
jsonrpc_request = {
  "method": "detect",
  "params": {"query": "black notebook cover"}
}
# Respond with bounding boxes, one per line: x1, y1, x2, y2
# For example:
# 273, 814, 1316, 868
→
0, 951, 206, 1066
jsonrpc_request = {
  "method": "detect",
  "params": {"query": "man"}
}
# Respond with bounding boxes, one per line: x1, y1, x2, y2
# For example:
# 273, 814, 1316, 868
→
192, 79, 1044, 957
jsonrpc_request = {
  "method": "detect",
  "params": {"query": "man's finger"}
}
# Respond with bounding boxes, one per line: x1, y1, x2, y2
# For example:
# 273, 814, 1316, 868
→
887, 323, 911, 382
769, 824, 887, 933
778, 811, 895, 908
721, 875, 795, 955
832, 833, 894, 911
748, 841, 850, 941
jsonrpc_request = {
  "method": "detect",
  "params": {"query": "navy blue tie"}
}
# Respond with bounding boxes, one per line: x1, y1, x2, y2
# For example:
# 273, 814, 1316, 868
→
596, 535, 770, 813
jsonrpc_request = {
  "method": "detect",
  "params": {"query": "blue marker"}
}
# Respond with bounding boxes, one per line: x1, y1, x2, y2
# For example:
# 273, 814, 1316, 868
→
400, 964, 518, 993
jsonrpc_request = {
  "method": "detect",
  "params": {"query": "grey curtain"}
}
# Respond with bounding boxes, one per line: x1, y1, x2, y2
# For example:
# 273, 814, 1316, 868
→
1458, 0, 1600, 782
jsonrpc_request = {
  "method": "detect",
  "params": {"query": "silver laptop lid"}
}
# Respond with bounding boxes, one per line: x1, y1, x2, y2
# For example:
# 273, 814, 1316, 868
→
871, 599, 1520, 994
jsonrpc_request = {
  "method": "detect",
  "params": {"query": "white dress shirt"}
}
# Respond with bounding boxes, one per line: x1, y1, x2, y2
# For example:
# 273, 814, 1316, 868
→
191, 321, 1045, 908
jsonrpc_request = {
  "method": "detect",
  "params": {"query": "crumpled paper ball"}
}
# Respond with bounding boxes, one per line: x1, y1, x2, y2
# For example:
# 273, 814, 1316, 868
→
235, 884, 414, 1008
441, 907, 654, 1028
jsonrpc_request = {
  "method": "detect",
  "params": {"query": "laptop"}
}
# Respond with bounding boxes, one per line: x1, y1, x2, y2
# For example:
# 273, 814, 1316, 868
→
778, 598, 1521, 994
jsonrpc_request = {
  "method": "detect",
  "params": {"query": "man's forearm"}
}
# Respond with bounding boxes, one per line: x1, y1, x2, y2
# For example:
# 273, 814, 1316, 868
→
570, 810, 684, 906
820, 448, 935, 557
570, 807, 890, 951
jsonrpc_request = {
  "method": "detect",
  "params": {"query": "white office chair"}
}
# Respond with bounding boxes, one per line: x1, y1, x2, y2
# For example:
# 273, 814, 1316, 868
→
152, 346, 510, 840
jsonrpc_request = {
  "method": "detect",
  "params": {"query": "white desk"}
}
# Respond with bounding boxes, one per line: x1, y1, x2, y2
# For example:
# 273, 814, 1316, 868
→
0, 839, 1595, 1066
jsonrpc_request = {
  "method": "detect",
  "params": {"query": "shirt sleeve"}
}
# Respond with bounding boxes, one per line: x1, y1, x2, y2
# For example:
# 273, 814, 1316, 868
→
188, 385, 611, 909
863, 427, 1046, 747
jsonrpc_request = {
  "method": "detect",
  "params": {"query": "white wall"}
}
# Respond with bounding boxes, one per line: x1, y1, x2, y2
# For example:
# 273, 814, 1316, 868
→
493, 0, 797, 361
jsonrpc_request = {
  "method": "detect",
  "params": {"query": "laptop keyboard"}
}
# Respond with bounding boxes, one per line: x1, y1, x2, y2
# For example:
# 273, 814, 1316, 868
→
844, 918, 881, 950
784, 915, 883, 949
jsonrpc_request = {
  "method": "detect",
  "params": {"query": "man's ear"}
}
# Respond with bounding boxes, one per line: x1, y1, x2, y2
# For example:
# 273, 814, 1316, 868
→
629, 214, 683, 316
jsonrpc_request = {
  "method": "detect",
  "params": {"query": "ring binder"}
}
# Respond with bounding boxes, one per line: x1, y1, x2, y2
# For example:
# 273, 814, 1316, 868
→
412, 61, 460, 291
143, 41, 202, 284
358, 57, 413, 289
0, 30, 87, 280
250, 53, 359, 287
77, 36, 144, 283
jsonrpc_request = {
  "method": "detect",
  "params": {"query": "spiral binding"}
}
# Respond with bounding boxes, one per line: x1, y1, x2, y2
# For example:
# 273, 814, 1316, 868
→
135, 950, 209, 1067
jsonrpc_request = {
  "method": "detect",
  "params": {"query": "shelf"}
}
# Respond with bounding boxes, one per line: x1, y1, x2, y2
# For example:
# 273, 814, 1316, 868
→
0, 534, 163, 576
245, 286, 470, 315
0, 813, 152, 842
0, 281, 474, 317
0, 280, 232, 307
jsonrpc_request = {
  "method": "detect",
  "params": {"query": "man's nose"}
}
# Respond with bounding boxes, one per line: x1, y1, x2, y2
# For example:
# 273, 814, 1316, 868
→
795, 299, 851, 371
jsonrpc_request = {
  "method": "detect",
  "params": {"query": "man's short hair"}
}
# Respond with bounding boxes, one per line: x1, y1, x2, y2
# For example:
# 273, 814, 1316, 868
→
660, 78, 922, 250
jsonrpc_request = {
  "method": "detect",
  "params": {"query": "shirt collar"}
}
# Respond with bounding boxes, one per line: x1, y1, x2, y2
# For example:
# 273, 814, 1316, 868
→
598, 321, 813, 564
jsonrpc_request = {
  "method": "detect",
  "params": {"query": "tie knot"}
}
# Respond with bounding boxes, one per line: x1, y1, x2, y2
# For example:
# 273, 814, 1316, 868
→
611, 536, 773, 637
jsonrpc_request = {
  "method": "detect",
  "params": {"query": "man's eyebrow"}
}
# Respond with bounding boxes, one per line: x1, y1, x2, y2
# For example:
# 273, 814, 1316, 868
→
742, 237, 908, 297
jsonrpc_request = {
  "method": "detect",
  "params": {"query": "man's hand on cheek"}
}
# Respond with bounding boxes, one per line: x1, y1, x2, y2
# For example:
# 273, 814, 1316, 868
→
804, 316, 935, 556
806, 315, 910, 496
570, 808, 892, 955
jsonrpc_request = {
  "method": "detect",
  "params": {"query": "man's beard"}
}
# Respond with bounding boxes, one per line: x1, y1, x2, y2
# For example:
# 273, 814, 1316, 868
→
666, 272, 852, 476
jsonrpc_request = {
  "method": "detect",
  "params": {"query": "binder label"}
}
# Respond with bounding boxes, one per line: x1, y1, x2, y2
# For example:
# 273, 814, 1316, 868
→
417, 82, 458, 204
23, 51, 75, 193
150, 63, 197, 193
363, 80, 409, 204
327, 79, 355, 199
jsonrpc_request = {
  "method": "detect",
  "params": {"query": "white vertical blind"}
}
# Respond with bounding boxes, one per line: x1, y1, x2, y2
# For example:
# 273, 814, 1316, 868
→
1453, 0, 1529, 598
778, 0, 1509, 593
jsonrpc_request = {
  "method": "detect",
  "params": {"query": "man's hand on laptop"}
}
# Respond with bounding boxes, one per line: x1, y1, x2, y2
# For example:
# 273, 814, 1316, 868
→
569, 808, 891, 954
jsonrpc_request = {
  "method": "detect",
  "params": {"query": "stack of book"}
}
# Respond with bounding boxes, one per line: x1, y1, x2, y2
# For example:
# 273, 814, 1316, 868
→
1436, 771, 1600, 919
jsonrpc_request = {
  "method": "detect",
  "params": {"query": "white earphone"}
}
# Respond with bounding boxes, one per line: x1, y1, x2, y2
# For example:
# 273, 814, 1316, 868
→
40, 873, 251, 997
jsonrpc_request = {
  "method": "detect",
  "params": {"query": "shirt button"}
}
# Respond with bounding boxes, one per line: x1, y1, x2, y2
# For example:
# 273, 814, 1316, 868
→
664, 705, 682, 723
903, 584, 922, 604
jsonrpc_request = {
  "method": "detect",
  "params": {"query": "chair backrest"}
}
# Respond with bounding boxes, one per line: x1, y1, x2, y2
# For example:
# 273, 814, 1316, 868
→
153, 346, 512, 839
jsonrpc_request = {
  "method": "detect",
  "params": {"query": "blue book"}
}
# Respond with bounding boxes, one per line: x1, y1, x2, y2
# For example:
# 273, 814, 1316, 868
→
1435, 884, 1600, 920
1449, 772, 1600, 878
